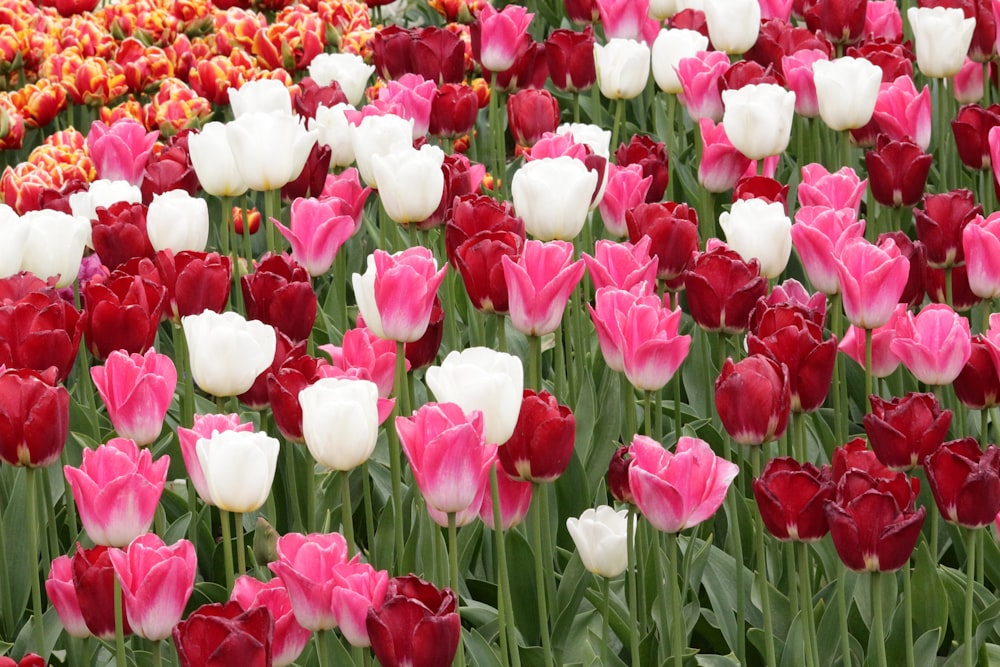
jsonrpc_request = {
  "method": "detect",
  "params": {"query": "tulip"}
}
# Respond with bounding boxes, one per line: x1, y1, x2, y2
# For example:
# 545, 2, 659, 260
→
428, 84, 479, 140
832, 437, 897, 481
715, 355, 790, 445
410, 27, 466, 84
682, 245, 768, 334
0, 280, 83, 382
781, 49, 828, 118
46, 555, 91, 638
226, 111, 318, 192
650, 29, 709, 95
498, 389, 575, 482
598, 164, 652, 237
703, 0, 760, 53
594, 39, 651, 100
274, 196, 355, 277
91, 349, 176, 447
144, 189, 209, 254
812, 56, 882, 131
791, 206, 865, 295
178, 413, 253, 506
475, 4, 533, 72
182, 310, 276, 397
502, 240, 586, 336
924, 263, 982, 312
566, 505, 629, 577
451, 230, 524, 314
308, 53, 375, 106
108, 534, 196, 640
696, 118, 754, 193
397, 402, 498, 514
583, 237, 658, 294
0, 367, 69, 468
366, 575, 461, 667
798, 164, 868, 213
330, 561, 390, 647
907, 7, 976, 78
229, 79, 293, 118
545, 27, 598, 92
863, 392, 952, 471
353, 247, 447, 343
478, 469, 534, 530
719, 198, 792, 279
0, 206, 27, 278
446, 194, 525, 263
628, 435, 739, 533
187, 122, 249, 198
835, 236, 910, 329
954, 336, 1000, 409
615, 134, 670, 202
619, 295, 691, 391
865, 0, 903, 41
86, 119, 158, 186
588, 287, 637, 372
82, 273, 165, 360
838, 304, 906, 379
299, 377, 385, 471
507, 89, 560, 149
20, 209, 90, 288
722, 83, 796, 160
890, 303, 972, 385
869, 75, 933, 151
321, 327, 403, 399
241, 254, 318, 343
349, 113, 415, 190
156, 250, 232, 322
72, 545, 132, 640
69, 180, 143, 226
196, 429, 279, 513
512, 156, 598, 241
231, 576, 311, 667
865, 135, 933, 207
952, 103, 1000, 170
371, 74, 436, 140
926, 439, 1000, 528
372, 144, 445, 225
173, 601, 273, 667
404, 297, 445, 371
914, 189, 981, 268
313, 103, 357, 168
753, 458, 834, 541
803, 0, 867, 45
606, 445, 635, 504
267, 531, 350, 631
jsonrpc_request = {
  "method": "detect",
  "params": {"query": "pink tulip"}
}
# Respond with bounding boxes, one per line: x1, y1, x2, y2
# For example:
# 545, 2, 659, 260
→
268, 531, 351, 631
108, 534, 196, 641
782, 49, 829, 118
372, 74, 436, 139
582, 237, 657, 295
871, 76, 932, 151
330, 561, 390, 647
396, 402, 498, 515
64, 438, 169, 547
963, 212, 1000, 299
791, 206, 866, 295
177, 413, 254, 505
86, 119, 159, 186
479, 468, 533, 530
274, 197, 356, 277
797, 164, 868, 214
596, 0, 650, 41
954, 57, 986, 104
501, 240, 586, 336
426, 482, 490, 528
353, 247, 447, 343
759, 0, 793, 21
677, 51, 730, 122
865, 0, 904, 42
46, 555, 91, 639
891, 304, 972, 385
597, 163, 652, 237
319, 168, 371, 233
319, 326, 401, 398
620, 294, 691, 391
839, 303, 906, 378
90, 348, 177, 447
697, 118, 753, 193
588, 286, 638, 372
627, 434, 739, 533
836, 236, 910, 329
476, 4, 534, 73
231, 576, 312, 667
527, 132, 589, 161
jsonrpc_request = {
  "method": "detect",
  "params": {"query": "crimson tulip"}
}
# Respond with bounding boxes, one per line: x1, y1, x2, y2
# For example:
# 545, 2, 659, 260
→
0, 278, 83, 382
715, 355, 791, 445
140, 130, 200, 204
832, 437, 896, 481
291, 77, 348, 122
173, 601, 273, 667
615, 134, 670, 203
242, 253, 317, 343
498, 389, 575, 482
90, 201, 154, 271
281, 142, 332, 204
372, 25, 415, 80
954, 335, 1000, 409
607, 444, 635, 504
82, 272, 166, 360
752, 457, 834, 541
545, 27, 597, 92
429, 84, 480, 139
0, 655, 45, 667
625, 202, 699, 284
366, 575, 461, 667
0, 367, 69, 468
924, 262, 982, 311
72, 545, 132, 640
453, 230, 523, 314
744, 18, 833, 75
802, 0, 867, 45
420, 153, 487, 230
507, 89, 560, 149
864, 135, 933, 208
876, 231, 926, 308
412, 27, 467, 85
914, 189, 981, 268
863, 392, 952, 471
266, 353, 329, 443
155, 250, 232, 322
925, 438, 1000, 528
239, 332, 305, 410
846, 39, 915, 83
682, 245, 768, 334
952, 103, 1000, 169
403, 296, 444, 370
445, 194, 525, 266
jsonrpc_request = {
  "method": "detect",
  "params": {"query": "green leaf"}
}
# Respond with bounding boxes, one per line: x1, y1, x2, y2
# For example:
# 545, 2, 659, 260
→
911, 542, 948, 645
779, 610, 806, 667
1, 470, 30, 638
506, 528, 540, 644
466, 627, 504, 667
913, 628, 943, 667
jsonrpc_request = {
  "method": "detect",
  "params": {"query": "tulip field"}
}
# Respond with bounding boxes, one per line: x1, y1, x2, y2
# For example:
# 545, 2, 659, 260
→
7, 0, 1000, 665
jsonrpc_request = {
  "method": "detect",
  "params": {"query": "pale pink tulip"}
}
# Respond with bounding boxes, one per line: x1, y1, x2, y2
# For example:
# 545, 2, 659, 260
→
268, 532, 351, 632
232, 576, 312, 667
797, 164, 868, 214
86, 119, 158, 186
782, 49, 829, 118
871, 76, 932, 151
954, 57, 986, 104
476, 4, 534, 72
275, 197, 356, 277
330, 561, 390, 647
64, 438, 169, 547
620, 295, 691, 391
628, 435, 738, 533
598, 163, 652, 236
501, 240, 586, 336
353, 247, 447, 343
588, 286, 638, 372
865, 0, 904, 42
836, 236, 910, 329
677, 51, 730, 122
791, 206, 866, 295
372, 73, 436, 139
596, 0, 650, 41
177, 413, 254, 505
46, 555, 91, 639
759, 0, 793, 21
697, 118, 752, 193
396, 402, 498, 515
582, 237, 657, 295
91, 349, 177, 447
108, 534, 196, 641
891, 304, 972, 385
964, 212, 1000, 299
838, 303, 907, 378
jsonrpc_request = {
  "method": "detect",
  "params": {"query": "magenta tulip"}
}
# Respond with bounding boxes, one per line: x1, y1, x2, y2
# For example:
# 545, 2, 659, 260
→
353, 247, 447, 343
275, 197, 357, 277
46, 555, 91, 638
598, 163, 652, 236
890, 303, 972, 385
797, 163, 868, 214
475, 4, 533, 72
791, 206, 865, 295
838, 304, 906, 378
231, 576, 311, 667
620, 294, 691, 391
86, 119, 159, 186
267, 531, 350, 632
582, 237, 657, 295
963, 211, 1000, 299
330, 560, 390, 647
501, 239, 586, 336
91, 348, 177, 447
836, 236, 910, 329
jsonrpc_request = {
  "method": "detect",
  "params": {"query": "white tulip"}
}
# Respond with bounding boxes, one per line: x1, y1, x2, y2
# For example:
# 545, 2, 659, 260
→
196, 430, 279, 513
226, 111, 317, 192
146, 190, 209, 253
0, 205, 29, 278
651, 28, 709, 94
722, 83, 796, 160
719, 198, 792, 279
188, 122, 249, 198
181, 310, 276, 397
907, 7, 976, 79
313, 103, 357, 168
566, 506, 629, 578
371, 144, 445, 224
512, 156, 598, 241
20, 210, 90, 287
228, 79, 292, 118
557, 123, 612, 158
299, 378, 380, 471
595, 39, 651, 100
349, 113, 414, 189
308, 53, 375, 106
812, 57, 883, 131
704, 0, 760, 55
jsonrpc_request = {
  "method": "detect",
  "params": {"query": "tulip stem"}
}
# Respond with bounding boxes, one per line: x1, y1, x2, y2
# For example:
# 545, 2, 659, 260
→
864, 327, 873, 406
362, 462, 376, 557
965, 528, 976, 667
315, 629, 331, 667
626, 506, 641, 666
235, 511, 247, 576
530, 484, 555, 667
528, 334, 541, 392
25, 468, 45, 657
666, 532, 684, 667
752, 447, 777, 667
113, 570, 127, 667
173, 324, 194, 429
390, 342, 408, 566
837, 563, 853, 667
610, 99, 625, 162
673, 372, 682, 442
490, 465, 520, 667
264, 188, 279, 254
871, 572, 888, 667
152, 639, 162, 667
797, 542, 818, 667
599, 575, 611, 667
338, 470, 356, 557
831, 296, 846, 447
220, 509, 235, 592
448, 512, 466, 667
726, 487, 746, 666
488, 72, 504, 198
902, 557, 914, 667
623, 374, 637, 442
643, 390, 653, 438
665, 94, 676, 203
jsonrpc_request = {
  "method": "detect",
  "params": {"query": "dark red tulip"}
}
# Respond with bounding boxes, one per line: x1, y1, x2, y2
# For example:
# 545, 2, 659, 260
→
507, 89, 560, 149
498, 389, 575, 482
749, 285, 827, 333
82, 273, 165, 360
0, 367, 69, 468
411, 27, 467, 85
563, 0, 599, 24
625, 202, 699, 283
292, 77, 348, 122
0, 279, 83, 382
824, 468, 925, 571
865, 135, 933, 208
747, 311, 837, 413
155, 250, 232, 322
615, 134, 670, 203
669, 9, 709, 39
372, 25, 415, 81
732, 176, 790, 211
923, 262, 982, 311
366, 575, 461, 667
72, 545, 132, 641
954, 335, 1000, 409
951, 103, 1000, 170
141, 130, 200, 204
429, 84, 480, 139
420, 153, 486, 230
832, 437, 896, 481
719, 61, 784, 92
241, 254, 317, 343
752, 457, 834, 541
925, 438, 1000, 528
36, 178, 90, 216
744, 18, 834, 76
281, 142, 332, 204
913, 189, 981, 268
802, 0, 868, 45
863, 392, 952, 471
452, 230, 524, 313
0, 654, 45, 667
404, 295, 444, 370
91, 201, 154, 271
267, 354, 329, 443
490, 41, 549, 92
714, 355, 790, 445
173, 601, 273, 667
607, 444, 634, 504
846, 39, 915, 83
682, 246, 768, 334
240, 333, 305, 411
877, 231, 926, 308
445, 194, 525, 268
545, 27, 597, 92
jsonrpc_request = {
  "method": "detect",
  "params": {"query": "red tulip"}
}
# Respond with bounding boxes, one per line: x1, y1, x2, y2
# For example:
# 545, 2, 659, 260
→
615, 134, 670, 203
752, 457, 834, 541
445, 194, 525, 267
545, 27, 597, 92
452, 230, 524, 314
429, 84, 480, 139
507, 89, 560, 149
0, 278, 83, 382
372, 25, 415, 80
863, 392, 952, 471
682, 245, 768, 334
954, 335, 1000, 409
90, 201, 154, 271
411, 27, 467, 85
498, 389, 575, 482
864, 135, 933, 208
625, 202, 699, 283
715, 355, 791, 445
913, 189, 981, 268
82, 273, 166, 360
173, 601, 273, 667
291, 77, 348, 122
0, 654, 45, 667
266, 353, 329, 443
155, 250, 232, 323
951, 103, 1000, 170
606, 444, 635, 504
0, 367, 69, 468
802, 0, 867, 45
242, 253, 317, 343
366, 575, 461, 667
925, 438, 1000, 528
140, 131, 200, 204
72, 545, 132, 640
420, 153, 487, 231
